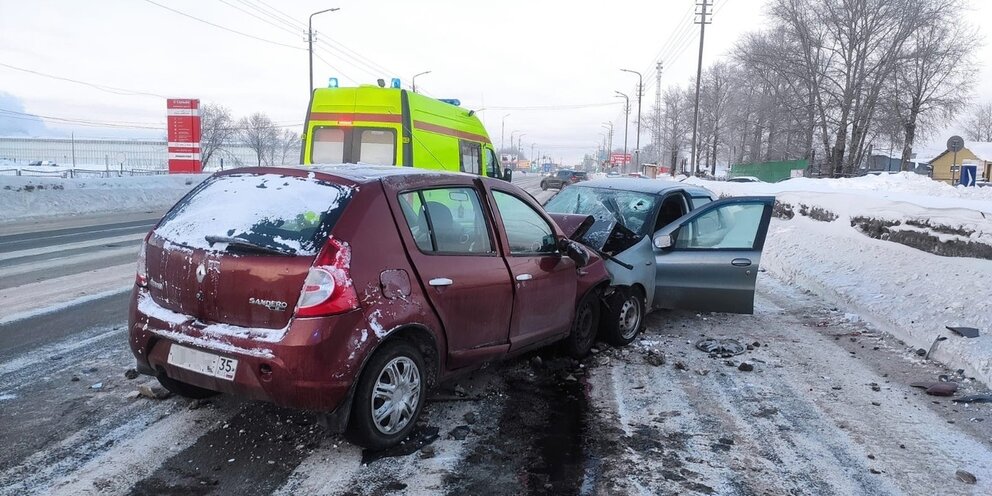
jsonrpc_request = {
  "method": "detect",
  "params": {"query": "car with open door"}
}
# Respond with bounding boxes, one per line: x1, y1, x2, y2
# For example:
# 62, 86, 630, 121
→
128, 164, 609, 450
544, 178, 774, 345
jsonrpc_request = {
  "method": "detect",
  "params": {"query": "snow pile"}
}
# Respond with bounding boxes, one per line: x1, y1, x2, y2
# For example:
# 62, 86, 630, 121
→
0, 174, 208, 222
691, 174, 992, 385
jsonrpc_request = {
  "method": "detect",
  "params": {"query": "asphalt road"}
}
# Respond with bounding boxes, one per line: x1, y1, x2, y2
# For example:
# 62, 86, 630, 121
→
1, 174, 990, 495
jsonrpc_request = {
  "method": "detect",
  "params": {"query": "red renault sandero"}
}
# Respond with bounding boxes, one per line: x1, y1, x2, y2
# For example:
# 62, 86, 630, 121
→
129, 165, 609, 449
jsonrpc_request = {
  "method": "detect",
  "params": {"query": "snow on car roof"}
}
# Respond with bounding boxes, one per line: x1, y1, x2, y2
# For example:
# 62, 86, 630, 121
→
570, 177, 714, 197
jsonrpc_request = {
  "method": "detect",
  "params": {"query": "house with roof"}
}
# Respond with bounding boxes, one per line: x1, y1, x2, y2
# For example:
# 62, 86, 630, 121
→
928, 141, 992, 184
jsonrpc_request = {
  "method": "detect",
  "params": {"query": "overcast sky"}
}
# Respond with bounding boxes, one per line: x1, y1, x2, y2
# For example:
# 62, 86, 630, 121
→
1, 0, 989, 162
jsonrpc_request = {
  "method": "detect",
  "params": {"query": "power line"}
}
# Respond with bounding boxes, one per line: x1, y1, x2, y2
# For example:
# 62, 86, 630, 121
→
141, 0, 303, 50
217, 0, 301, 38
0, 62, 166, 99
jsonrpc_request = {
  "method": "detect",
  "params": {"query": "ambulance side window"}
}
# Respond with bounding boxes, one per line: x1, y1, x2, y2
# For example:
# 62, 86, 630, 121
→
459, 141, 481, 175
484, 148, 501, 178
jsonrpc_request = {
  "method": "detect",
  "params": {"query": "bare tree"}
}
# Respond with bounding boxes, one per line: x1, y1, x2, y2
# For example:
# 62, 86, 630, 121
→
277, 129, 301, 165
238, 113, 278, 166
884, 1, 976, 170
963, 102, 992, 142
199, 104, 234, 167
661, 86, 691, 175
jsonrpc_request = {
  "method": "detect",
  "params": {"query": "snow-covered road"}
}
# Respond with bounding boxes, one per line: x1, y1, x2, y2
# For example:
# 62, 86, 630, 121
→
0, 172, 989, 495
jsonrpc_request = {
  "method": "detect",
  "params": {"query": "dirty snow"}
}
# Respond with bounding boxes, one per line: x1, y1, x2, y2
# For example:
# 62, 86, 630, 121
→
0, 174, 208, 222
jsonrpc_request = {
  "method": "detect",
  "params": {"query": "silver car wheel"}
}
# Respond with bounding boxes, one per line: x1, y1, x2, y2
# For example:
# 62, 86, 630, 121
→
370, 356, 421, 435
618, 295, 642, 340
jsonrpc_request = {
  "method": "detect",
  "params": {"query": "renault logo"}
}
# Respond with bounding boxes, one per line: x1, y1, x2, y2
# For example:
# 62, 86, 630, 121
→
195, 264, 207, 283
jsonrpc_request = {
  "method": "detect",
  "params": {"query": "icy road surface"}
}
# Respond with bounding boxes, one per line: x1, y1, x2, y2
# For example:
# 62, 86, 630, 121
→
0, 172, 989, 495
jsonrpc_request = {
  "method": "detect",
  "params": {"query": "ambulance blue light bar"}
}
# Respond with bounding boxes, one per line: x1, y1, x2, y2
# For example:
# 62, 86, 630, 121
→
390, 78, 401, 89
327, 77, 339, 88
439, 99, 461, 106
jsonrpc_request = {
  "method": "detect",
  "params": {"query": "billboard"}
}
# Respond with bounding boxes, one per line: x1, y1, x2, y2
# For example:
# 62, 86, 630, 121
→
166, 99, 201, 173
610, 153, 631, 165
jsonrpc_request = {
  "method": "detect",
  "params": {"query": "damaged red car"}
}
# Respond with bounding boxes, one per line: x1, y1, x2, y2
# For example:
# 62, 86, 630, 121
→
128, 165, 609, 449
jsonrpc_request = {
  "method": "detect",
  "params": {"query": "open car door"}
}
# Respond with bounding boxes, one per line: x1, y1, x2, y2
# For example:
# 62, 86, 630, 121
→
650, 196, 775, 314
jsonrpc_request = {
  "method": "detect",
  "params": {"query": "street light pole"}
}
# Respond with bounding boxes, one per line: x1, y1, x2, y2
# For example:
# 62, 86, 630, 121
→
615, 91, 630, 173
621, 68, 643, 172
308, 7, 340, 96
517, 133, 527, 152
601, 122, 614, 165
501, 113, 511, 152
412, 70, 431, 93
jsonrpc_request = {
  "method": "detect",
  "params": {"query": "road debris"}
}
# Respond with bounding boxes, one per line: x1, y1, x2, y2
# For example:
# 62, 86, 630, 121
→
89, 382, 103, 390
695, 338, 745, 357
449, 425, 470, 441
137, 384, 171, 400
738, 362, 754, 372
945, 326, 980, 338
124, 369, 139, 380
955, 469, 977, 485
953, 394, 992, 404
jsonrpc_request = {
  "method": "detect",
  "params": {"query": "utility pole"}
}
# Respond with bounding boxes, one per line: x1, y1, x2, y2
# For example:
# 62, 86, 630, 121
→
308, 7, 340, 96
601, 122, 614, 167
655, 62, 663, 169
70, 132, 76, 168
690, 0, 712, 176
616, 91, 630, 173
621, 69, 643, 173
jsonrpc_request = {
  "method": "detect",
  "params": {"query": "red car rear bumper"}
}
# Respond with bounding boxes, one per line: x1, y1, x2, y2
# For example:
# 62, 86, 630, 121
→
128, 288, 367, 412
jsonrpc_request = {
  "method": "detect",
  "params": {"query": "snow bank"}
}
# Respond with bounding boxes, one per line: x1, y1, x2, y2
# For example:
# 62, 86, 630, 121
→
690, 174, 992, 385
0, 174, 208, 222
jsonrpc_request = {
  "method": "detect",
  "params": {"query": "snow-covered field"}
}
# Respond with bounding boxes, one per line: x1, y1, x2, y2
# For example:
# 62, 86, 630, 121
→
687, 173, 992, 385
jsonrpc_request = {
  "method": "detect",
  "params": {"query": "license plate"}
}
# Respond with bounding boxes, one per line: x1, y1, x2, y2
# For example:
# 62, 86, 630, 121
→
167, 344, 238, 381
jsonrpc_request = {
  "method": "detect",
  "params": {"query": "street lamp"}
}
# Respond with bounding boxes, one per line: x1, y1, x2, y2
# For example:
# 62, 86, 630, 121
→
517, 133, 527, 152
510, 130, 522, 153
501, 113, 511, 151
615, 91, 630, 173
412, 70, 431, 93
309, 7, 340, 96
620, 68, 643, 171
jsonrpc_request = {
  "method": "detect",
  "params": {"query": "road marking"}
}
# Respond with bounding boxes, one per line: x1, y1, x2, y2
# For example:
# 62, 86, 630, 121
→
0, 233, 144, 263
0, 264, 133, 325
0, 221, 153, 249
0, 245, 139, 280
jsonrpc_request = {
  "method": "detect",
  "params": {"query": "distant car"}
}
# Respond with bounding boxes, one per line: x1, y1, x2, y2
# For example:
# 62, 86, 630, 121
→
129, 165, 609, 449
606, 171, 622, 178
27, 160, 57, 167
727, 176, 762, 183
541, 170, 588, 190
545, 178, 774, 345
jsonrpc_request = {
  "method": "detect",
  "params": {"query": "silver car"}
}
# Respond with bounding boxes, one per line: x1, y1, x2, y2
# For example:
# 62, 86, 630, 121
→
544, 178, 774, 345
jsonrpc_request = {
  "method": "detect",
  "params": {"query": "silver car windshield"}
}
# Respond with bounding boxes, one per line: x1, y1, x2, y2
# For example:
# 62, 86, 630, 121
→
545, 186, 659, 238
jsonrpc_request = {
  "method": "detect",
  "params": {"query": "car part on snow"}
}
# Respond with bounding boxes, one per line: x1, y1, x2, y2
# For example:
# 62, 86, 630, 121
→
910, 381, 959, 396
695, 338, 746, 357
925, 335, 948, 360
945, 326, 980, 338
952, 394, 992, 404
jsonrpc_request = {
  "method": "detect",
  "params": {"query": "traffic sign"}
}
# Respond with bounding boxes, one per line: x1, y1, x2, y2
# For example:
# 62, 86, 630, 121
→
947, 135, 964, 153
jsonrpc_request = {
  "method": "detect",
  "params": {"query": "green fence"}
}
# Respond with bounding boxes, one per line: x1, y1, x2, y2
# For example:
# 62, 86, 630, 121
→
729, 159, 808, 182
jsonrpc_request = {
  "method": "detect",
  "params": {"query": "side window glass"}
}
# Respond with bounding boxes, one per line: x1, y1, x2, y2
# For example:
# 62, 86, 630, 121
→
492, 191, 557, 254
459, 141, 481, 175
484, 148, 500, 177
675, 203, 765, 250
398, 188, 493, 254
356, 129, 395, 165
312, 128, 344, 163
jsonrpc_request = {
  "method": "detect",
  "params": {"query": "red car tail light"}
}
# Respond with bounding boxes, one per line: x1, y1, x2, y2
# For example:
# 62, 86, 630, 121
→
296, 237, 359, 317
135, 231, 151, 288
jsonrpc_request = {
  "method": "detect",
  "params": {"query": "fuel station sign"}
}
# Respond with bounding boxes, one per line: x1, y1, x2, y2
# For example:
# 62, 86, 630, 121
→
166, 99, 202, 173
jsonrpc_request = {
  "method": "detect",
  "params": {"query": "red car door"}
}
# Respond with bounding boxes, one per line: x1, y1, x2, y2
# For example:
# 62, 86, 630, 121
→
486, 187, 577, 350
389, 184, 514, 369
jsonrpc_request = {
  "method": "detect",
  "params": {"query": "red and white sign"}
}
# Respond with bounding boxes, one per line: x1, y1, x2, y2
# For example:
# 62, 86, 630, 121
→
610, 153, 631, 165
167, 99, 202, 173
